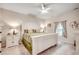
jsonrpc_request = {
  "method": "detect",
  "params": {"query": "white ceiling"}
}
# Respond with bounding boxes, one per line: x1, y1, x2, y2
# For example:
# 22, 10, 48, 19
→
0, 3, 79, 19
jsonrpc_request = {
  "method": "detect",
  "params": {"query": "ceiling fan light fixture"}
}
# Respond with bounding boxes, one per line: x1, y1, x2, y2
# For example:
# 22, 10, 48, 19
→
40, 3, 50, 14
41, 9, 48, 14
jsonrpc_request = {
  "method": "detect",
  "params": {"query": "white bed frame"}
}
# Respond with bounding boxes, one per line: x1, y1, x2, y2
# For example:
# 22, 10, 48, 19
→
31, 33, 58, 55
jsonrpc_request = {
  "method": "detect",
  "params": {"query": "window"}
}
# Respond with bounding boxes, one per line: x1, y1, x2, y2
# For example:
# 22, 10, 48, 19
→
56, 23, 64, 36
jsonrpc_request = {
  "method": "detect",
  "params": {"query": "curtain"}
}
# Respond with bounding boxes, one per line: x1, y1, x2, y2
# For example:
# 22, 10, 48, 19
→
54, 22, 59, 33
61, 21, 67, 38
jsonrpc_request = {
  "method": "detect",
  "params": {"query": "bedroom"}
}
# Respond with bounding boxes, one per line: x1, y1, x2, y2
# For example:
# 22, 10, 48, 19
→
0, 3, 79, 55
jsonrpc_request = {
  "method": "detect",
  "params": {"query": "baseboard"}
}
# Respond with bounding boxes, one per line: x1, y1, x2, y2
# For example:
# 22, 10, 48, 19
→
63, 41, 74, 45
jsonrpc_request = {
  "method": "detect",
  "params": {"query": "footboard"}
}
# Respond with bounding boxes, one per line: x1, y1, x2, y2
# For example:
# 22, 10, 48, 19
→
31, 33, 58, 55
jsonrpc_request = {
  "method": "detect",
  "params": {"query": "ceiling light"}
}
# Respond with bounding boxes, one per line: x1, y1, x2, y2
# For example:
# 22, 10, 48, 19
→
40, 3, 50, 14
41, 9, 48, 14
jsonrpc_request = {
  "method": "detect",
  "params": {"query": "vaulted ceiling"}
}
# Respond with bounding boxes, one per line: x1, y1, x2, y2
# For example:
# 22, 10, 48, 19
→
0, 3, 79, 19
0, 3, 79, 27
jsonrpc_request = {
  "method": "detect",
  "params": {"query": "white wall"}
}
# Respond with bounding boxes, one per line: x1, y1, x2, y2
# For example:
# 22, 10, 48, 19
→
52, 9, 79, 44
44, 20, 55, 33
66, 9, 79, 44
0, 8, 46, 34
22, 20, 44, 33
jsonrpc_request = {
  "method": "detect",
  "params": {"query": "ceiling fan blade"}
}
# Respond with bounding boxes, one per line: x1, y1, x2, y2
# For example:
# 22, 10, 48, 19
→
36, 3, 52, 14
46, 7, 51, 11
41, 3, 45, 10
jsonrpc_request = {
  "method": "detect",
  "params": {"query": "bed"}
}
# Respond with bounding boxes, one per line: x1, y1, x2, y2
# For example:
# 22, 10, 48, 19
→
22, 33, 58, 55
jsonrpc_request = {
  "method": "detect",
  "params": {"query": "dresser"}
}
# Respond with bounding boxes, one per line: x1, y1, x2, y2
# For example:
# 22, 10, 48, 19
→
6, 34, 20, 48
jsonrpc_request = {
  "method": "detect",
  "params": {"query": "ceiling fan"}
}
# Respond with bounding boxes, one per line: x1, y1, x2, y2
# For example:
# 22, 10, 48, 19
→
40, 3, 51, 14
